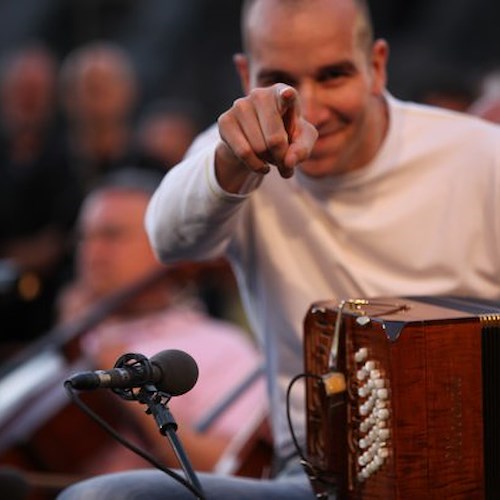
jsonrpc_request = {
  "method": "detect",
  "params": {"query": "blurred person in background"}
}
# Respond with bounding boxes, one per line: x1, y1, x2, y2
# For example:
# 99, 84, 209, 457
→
409, 70, 480, 112
134, 98, 201, 173
468, 70, 500, 124
0, 42, 82, 353
57, 167, 268, 474
59, 42, 148, 192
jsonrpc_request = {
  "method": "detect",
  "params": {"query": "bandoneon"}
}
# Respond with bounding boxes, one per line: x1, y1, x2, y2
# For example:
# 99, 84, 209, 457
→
304, 296, 500, 499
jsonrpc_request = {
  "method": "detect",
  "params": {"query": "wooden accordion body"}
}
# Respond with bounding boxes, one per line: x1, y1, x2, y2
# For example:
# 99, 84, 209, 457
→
304, 296, 500, 499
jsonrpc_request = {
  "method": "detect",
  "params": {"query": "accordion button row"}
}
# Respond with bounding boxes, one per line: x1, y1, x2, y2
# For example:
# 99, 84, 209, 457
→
354, 347, 391, 482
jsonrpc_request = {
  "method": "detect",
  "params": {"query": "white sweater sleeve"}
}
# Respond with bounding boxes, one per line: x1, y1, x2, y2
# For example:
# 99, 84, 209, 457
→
145, 126, 260, 263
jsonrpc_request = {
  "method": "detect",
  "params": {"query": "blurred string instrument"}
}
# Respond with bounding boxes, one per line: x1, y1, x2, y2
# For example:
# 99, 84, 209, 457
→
0, 262, 272, 500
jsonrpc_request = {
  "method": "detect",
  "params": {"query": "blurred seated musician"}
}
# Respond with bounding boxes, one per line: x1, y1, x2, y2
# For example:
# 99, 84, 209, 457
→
57, 167, 269, 474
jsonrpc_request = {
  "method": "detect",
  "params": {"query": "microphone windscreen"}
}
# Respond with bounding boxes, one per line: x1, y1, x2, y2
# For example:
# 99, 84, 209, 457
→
151, 349, 199, 396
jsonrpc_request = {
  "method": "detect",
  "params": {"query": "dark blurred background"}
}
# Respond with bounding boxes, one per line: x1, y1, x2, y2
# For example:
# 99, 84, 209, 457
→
0, 0, 498, 127
0, 0, 244, 129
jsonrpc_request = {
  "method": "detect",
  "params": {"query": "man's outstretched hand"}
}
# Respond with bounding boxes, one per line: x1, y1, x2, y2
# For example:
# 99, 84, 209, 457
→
215, 83, 318, 192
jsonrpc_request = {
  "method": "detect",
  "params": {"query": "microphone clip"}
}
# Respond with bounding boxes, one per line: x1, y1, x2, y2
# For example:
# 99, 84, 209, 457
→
111, 352, 155, 401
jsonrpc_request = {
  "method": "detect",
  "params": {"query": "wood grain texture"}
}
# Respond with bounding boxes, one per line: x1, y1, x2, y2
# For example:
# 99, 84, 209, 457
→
305, 298, 488, 500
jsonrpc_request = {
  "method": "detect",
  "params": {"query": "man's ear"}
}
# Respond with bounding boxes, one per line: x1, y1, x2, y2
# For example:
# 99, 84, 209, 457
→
233, 53, 250, 95
370, 39, 389, 96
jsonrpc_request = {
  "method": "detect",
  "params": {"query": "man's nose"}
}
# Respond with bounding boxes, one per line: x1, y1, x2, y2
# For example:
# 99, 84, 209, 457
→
299, 81, 329, 127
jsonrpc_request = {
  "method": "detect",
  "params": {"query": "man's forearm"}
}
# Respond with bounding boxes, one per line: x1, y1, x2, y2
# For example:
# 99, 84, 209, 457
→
214, 141, 261, 194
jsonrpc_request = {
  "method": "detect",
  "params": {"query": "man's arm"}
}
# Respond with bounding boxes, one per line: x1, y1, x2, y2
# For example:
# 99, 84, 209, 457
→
145, 84, 317, 262
145, 140, 246, 263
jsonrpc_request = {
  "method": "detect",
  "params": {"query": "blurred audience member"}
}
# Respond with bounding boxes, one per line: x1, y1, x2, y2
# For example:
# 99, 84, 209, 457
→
57, 167, 268, 473
468, 70, 500, 124
0, 42, 82, 349
59, 42, 145, 191
135, 99, 201, 173
410, 71, 479, 112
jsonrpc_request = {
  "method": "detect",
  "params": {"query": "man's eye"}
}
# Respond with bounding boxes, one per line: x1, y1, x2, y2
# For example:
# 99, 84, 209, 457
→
318, 65, 354, 83
258, 74, 296, 88
319, 70, 346, 82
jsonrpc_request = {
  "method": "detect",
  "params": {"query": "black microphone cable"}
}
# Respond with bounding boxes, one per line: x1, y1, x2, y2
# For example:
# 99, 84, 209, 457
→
63, 381, 206, 499
285, 372, 338, 499
286, 372, 321, 465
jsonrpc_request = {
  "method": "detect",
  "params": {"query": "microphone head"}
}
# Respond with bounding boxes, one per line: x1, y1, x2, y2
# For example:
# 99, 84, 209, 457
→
150, 349, 199, 396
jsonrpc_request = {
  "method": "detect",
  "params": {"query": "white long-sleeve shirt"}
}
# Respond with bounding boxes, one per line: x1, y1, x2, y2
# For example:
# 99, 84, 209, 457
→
146, 95, 500, 459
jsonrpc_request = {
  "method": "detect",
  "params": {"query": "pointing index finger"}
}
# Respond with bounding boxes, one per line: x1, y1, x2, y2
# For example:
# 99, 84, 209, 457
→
275, 85, 301, 177
276, 84, 298, 116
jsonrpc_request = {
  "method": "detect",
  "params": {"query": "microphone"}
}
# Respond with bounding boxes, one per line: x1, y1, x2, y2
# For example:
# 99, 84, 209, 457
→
66, 349, 198, 396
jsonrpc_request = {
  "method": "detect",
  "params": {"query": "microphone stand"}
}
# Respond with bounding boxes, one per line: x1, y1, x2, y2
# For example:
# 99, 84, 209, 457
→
136, 384, 205, 500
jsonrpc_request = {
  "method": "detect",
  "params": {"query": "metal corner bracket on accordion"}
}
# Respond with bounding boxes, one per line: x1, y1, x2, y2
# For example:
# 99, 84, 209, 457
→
303, 296, 500, 500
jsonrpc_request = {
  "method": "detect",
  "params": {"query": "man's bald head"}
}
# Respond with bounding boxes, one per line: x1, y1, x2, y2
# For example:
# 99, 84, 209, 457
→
241, 0, 375, 56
